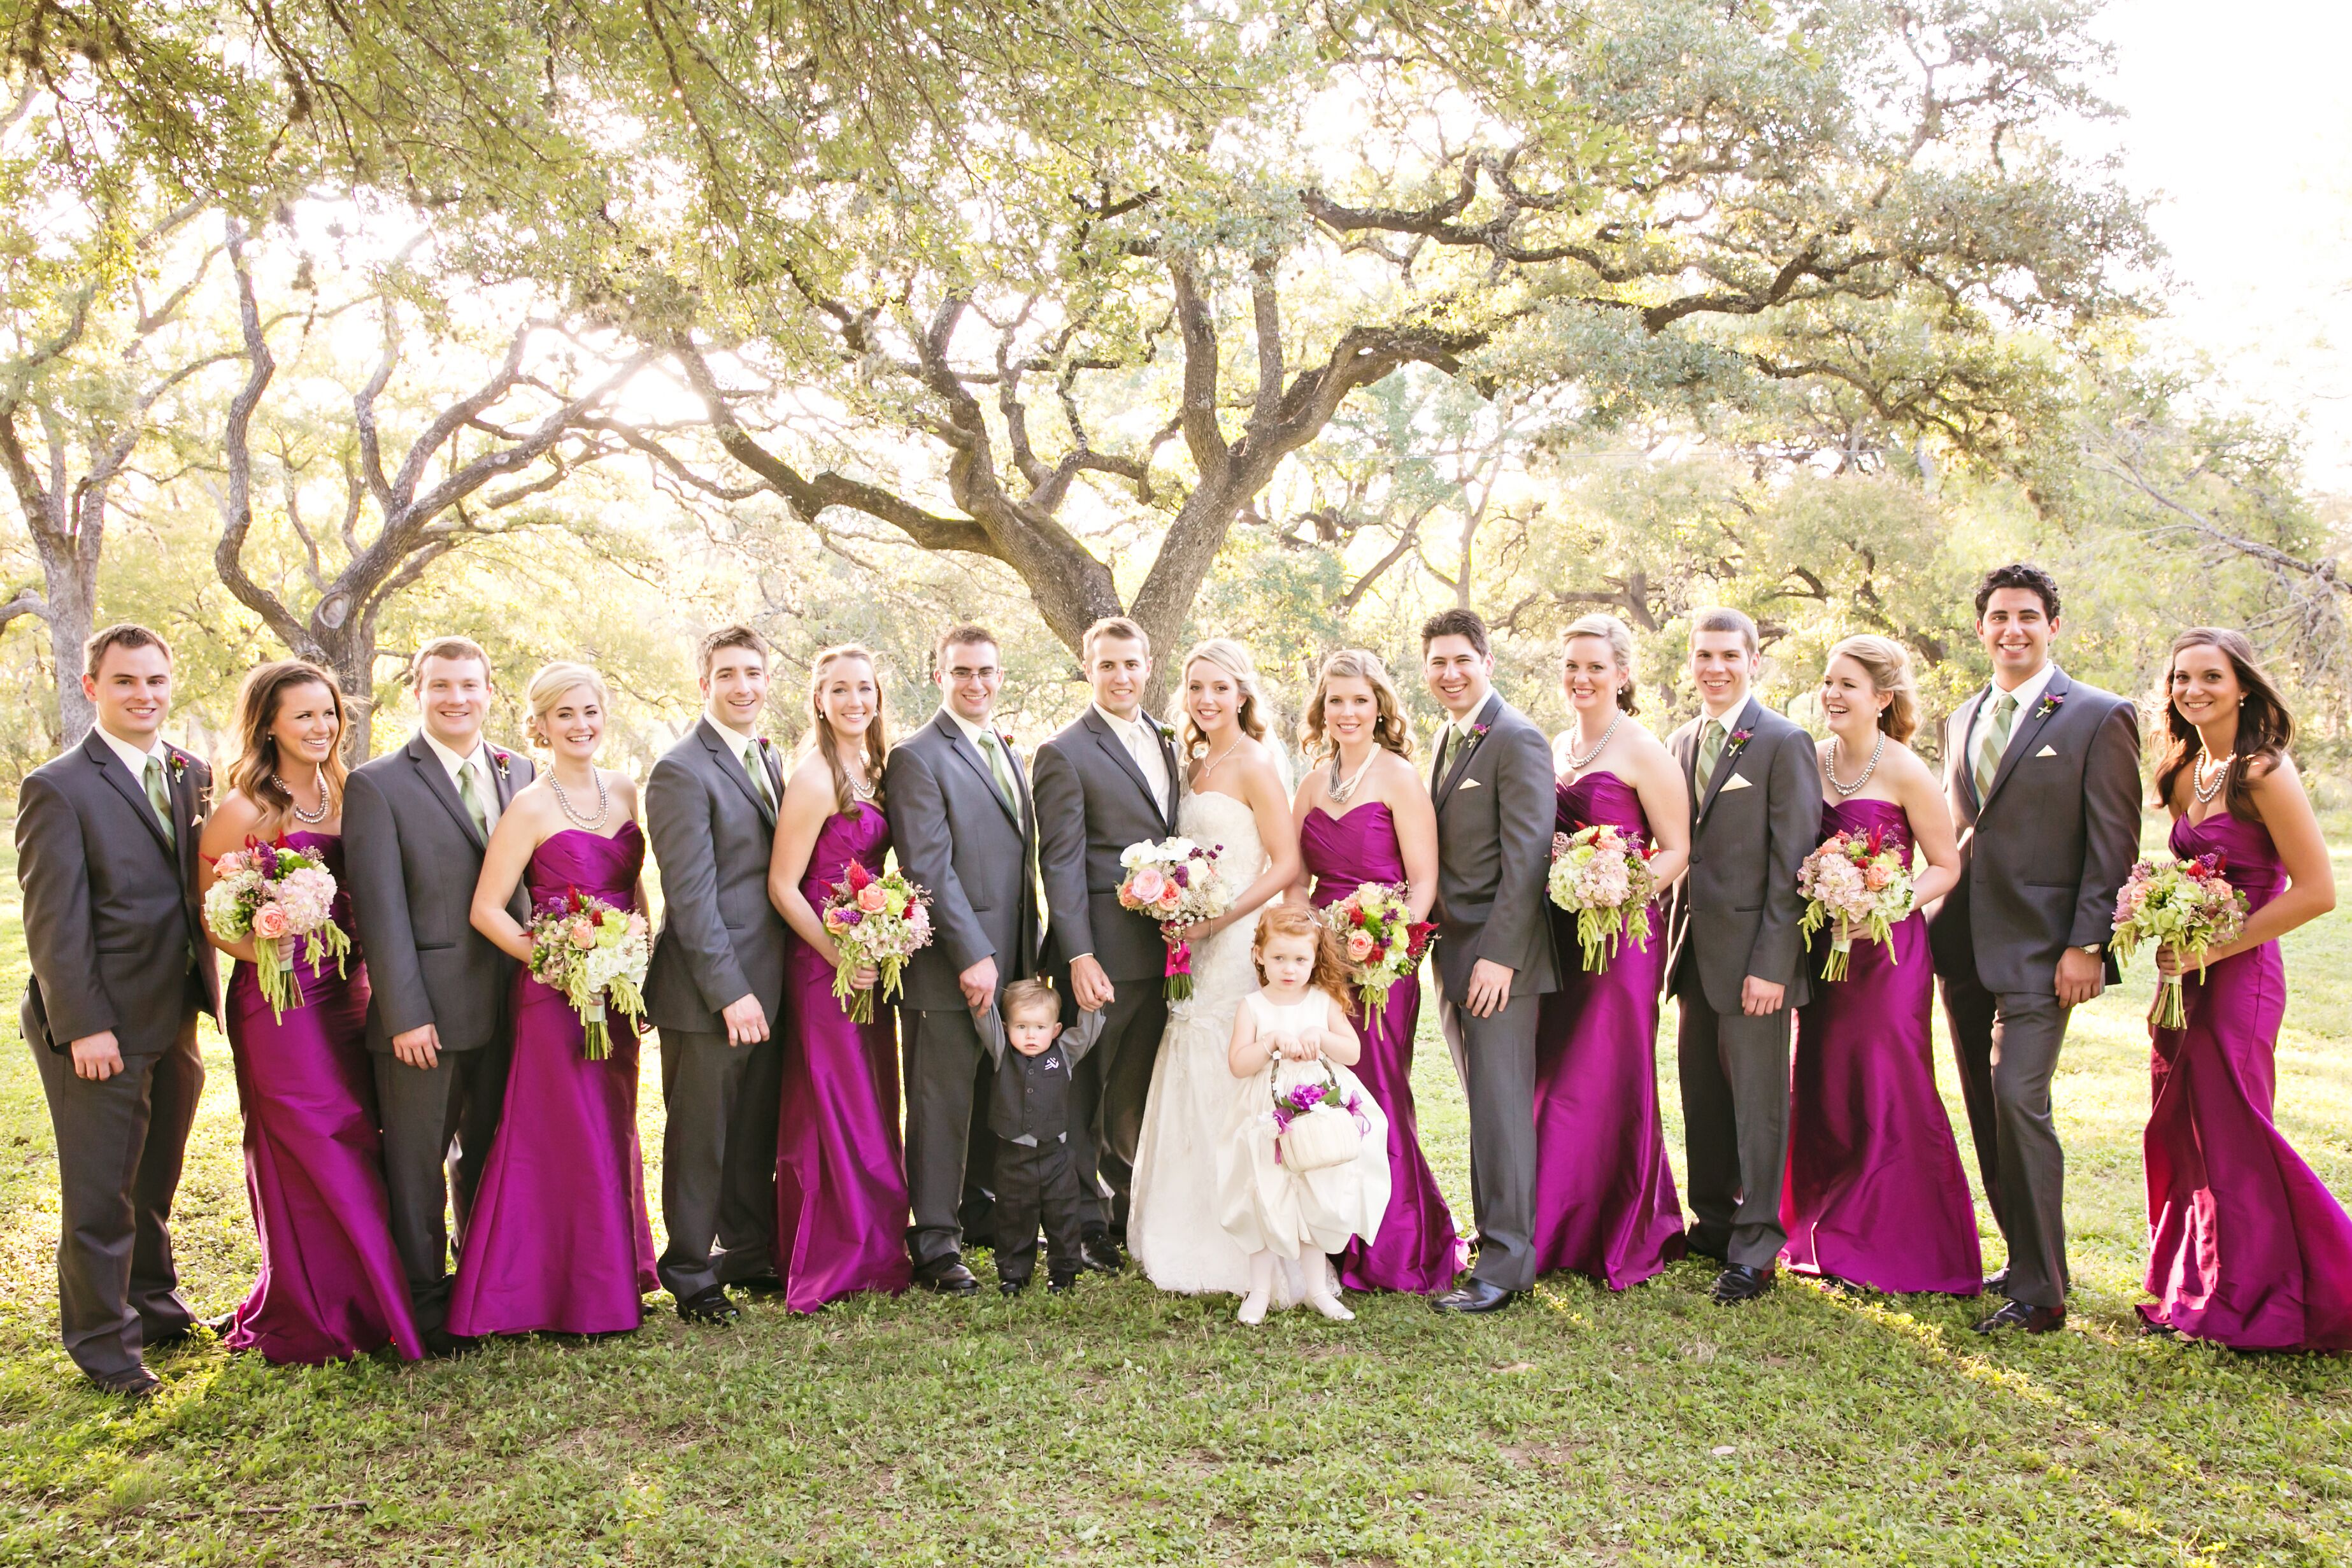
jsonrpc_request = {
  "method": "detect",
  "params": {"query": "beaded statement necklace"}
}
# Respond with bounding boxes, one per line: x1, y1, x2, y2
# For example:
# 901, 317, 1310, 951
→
1825, 732, 1886, 799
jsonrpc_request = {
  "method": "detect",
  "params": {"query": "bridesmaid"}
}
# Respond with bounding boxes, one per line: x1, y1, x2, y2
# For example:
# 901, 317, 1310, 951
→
1529, 616, 1689, 1288
450, 662, 657, 1336
197, 662, 422, 1363
2140, 629, 2349, 1349
766, 645, 914, 1311
1288, 649, 1465, 1295
1783, 635, 1980, 1295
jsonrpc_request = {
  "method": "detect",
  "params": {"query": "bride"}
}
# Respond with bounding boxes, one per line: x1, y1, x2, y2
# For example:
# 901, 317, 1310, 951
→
1128, 639, 1308, 1298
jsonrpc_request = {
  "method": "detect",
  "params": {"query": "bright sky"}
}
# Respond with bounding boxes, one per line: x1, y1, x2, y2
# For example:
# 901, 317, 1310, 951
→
2089, 0, 2352, 485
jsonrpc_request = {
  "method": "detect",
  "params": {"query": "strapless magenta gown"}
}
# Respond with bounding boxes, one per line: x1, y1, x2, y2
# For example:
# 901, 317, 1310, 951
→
1782, 799, 1982, 1295
1301, 801, 1465, 1294
2140, 808, 2352, 1350
222, 830, 423, 1363
448, 824, 657, 1336
1529, 774, 1685, 1288
774, 804, 913, 1311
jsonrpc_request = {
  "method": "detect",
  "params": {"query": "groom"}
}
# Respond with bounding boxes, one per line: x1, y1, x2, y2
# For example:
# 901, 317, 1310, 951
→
1032, 615, 1180, 1266
17, 625, 217, 1397
887, 623, 1043, 1292
1420, 608, 1557, 1313
1930, 563, 2140, 1334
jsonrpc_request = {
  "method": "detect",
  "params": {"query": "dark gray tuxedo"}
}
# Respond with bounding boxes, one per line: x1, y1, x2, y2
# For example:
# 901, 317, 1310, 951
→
16, 729, 217, 1382
1427, 690, 1557, 1292
342, 731, 534, 1332
1031, 705, 1181, 1242
885, 707, 1041, 1274
1663, 696, 1817, 1270
643, 716, 790, 1297
1928, 667, 2140, 1308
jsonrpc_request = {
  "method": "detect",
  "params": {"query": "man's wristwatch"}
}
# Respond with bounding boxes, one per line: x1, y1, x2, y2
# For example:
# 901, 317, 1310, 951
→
2075, 943, 2102, 956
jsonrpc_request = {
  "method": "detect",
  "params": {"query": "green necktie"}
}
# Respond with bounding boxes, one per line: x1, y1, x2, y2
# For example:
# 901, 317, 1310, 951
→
455, 754, 491, 838
977, 731, 1017, 810
741, 741, 774, 812
142, 754, 176, 850
1694, 718, 1725, 797
1974, 692, 2018, 799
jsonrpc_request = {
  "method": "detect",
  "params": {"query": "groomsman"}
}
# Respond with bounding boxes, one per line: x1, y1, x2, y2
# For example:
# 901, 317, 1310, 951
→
343, 636, 535, 1352
886, 624, 1043, 1292
1928, 563, 2140, 1334
1032, 615, 1180, 1265
1662, 608, 1817, 1305
644, 624, 790, 1322
17, 625, 217, 1397
1420, 608, 1558, 1313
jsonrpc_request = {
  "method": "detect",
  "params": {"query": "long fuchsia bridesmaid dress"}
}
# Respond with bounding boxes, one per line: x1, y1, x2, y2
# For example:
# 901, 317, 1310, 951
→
222, 830, 423, 1363
2140, 808, 2352, 1350
774, 803, 913, 1312
1301, 801, 1466, 1294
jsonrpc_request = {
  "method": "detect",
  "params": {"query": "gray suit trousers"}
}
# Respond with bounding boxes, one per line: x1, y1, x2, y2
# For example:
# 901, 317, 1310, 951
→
1072, 984, 1166, 1240
1439, 991, 1539, 1291
29, 1012, 204, 1382
656, 1027, 782, 1299
1941, 973, 2070, 1308
1675, 974, 1793, 1269
373, 1037, 511, 1332
903, 1006, 993, 1273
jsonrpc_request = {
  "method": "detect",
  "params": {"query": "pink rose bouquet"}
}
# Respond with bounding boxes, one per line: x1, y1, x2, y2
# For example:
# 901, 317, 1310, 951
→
2111, 852, 2248, 1030
1116, 836, 1231, 999
820, 859, 932, 1023
1546, 823, 1660, 972
203, 838, 351, 1022
1797, 827, 1915, 981
525, 889, 650, 1059
1321, 881, 1437, 1042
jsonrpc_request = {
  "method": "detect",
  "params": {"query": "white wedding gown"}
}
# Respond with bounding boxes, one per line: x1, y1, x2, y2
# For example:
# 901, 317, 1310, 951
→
1127, 790, 1339, 1306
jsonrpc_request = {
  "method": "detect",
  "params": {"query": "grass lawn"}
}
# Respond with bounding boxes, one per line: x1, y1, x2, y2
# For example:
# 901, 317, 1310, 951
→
2, 830, 2349, 1566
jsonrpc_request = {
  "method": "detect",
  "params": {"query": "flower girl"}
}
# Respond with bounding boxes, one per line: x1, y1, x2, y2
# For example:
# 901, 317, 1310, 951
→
1220, 906, 1392, 1324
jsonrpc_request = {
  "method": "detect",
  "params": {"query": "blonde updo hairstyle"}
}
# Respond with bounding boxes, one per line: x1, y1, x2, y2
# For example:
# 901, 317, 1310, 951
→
1299, 647, 1416, 760
1561, 613, 1640, 715
523, 660, 611, 748
1176, 638, 1271, 759
804, 643, 890, 815
1824, 634, 1918, 743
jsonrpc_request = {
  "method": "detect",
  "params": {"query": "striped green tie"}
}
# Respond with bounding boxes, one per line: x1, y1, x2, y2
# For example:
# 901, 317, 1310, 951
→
1974, 692, 2018, 799
143, 755, 176, 851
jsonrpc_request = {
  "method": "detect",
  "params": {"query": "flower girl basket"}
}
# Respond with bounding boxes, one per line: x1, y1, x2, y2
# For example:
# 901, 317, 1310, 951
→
1273, 1060, 1364, 1173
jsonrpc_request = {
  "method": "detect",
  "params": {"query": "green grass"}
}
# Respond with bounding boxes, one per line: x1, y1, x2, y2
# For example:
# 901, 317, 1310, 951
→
3, 831, 2350, 1566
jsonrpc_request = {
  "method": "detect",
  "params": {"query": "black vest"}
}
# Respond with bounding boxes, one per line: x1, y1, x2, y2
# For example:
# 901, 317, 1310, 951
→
990, 1043, 1075, 1144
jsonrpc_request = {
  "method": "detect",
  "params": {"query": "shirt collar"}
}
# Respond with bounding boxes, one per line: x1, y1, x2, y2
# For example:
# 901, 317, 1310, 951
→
1094, 704, 1151, 745
1988, 661, 2057, 713
1699, 692, 1748, 727
942, 705, 995, 748
95, 723, 166, 779
420, 727, 485, 781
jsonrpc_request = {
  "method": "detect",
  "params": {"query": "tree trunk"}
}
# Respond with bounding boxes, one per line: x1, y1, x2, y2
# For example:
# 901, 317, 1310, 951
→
30, 523, 101, 746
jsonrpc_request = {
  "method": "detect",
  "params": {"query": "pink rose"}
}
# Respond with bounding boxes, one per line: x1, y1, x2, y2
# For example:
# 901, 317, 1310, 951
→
569, 920, 597, 949
1128, 866, 1166, 904
1864, 865, 1891, 890
1345, 930, 1376, 962
251, 903, 289, 940
1156, 890, 1181, 913
215, 850, 247, 876
855, 884, 888, 913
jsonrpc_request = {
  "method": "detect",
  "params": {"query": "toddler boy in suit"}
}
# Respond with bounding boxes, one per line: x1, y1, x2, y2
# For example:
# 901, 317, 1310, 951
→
975, 980, 1104, 1294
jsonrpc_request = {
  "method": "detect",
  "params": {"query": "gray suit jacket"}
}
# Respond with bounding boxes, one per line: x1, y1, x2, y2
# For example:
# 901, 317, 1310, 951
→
1032, 707, 1182, 984
343, 732, 536, 1053
885, 708, 1041, 1011
16, 731, 218, 1055
1927, 667, 2141, 995
1662, 697, 1818, 1015
643, 716, 790, 1033
1427, 692, 1559, 1004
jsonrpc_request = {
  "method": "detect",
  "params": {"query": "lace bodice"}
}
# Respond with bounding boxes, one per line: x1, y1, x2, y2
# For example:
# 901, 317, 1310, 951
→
1172, 790, 1269, 1020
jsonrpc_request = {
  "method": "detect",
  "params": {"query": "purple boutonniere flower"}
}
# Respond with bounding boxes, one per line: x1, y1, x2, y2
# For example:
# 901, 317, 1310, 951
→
1728, 728, 1755, 750
2035, 693, 2064, 720
166, 752, 188, 783
491, 747, 513, 781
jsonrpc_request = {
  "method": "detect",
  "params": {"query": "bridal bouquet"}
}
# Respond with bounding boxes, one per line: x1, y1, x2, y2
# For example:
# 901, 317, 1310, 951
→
526, 891, 650, 1060
1546, 823, 1659, 972
1117, 837, 1230, 999
1322, 881, 1437, 1041
204, 839, 350, 1022
2112, 852, 2248, 1030
1798, 827, 1915, 981
820, 859, 932, 1023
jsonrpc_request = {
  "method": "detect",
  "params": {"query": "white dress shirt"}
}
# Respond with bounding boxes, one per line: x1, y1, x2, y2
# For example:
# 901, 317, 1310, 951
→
1094, 704, 1169, 816
1965, 660, 2058, 778
94, 723, 167, 783
422, 729, 501, 834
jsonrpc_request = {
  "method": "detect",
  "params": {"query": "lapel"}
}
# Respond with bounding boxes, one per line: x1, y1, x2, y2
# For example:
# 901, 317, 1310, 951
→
1949, 688, 1986, 816
1434, 692, 1500, 810
1979, 669, 2069, 815
166, 746, 203, 892
489, 743, 522, 811
699, 716, 774, 826
1695, 697, 1762, 824
1152, 722, 1181, 836
1081, 707, 1169, 833
406, 732, 486, 850
936, 709, 1022, 832
83, 731, 176, 862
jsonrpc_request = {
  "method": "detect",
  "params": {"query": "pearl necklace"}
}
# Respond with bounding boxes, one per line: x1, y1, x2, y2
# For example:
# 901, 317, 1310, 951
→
1561, 711, 1626, 774
1327, 746, 1377, 804
2193, 749, 2234, 804
846, 771, 878, 804
275, 773, 332, 824
1825, 732, 1886, 799
549, 769, 611, 830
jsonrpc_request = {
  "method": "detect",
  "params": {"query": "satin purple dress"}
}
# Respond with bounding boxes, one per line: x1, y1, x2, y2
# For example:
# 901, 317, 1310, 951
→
222, 830, 424, 1364
447, 824, 657, 1336
1529, 774, 1686, 1288
774, 804, 913, 1312
2140, 808, 2352, 1350
1301, 801, 1466, 1294
1782, 799, 1983, 1294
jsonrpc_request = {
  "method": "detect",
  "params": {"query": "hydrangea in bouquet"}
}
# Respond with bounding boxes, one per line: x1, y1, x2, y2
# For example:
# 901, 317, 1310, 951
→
204, 839, 350, 1022
1323, 881, 1437, 1041
1546, 823, 1659, 972
2111, 852, 2249, 1030
1798, 827, 1915, 981
1117, 837, 1230, 999
526, 890, 650, 1060
820, 859, 932, 1023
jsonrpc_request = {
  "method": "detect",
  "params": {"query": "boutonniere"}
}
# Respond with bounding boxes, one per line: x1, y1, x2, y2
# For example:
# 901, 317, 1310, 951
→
2034, 693, 2063, 721
1155, 722, 1178, 746
1727, 728, 1754, 752
166, 752, 189, 783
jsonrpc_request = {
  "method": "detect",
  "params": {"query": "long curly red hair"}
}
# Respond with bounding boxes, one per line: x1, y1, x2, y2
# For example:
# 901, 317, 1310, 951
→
1248, 904, 1351, 1006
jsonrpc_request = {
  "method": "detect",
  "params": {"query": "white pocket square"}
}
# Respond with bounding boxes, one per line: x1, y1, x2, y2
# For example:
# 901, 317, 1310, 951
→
1719, 773, 1753, 792
1457, 776, 1482, 790
2035, 745, 2058, 758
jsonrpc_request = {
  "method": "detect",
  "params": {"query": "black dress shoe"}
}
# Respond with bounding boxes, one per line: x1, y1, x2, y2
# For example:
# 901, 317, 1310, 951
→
733, 1274, 787, 1296
1981, 1268, 2010, 1297
1683, 1229, 1728, 1264
144, 1311, 232, 1350
421, 1324, 480, 1359
1047, 1271, 1080, 1295
676, 1286, 741, 1324
1080, 1237, 1123, 1275
1432, 1278, 1520, 1313
1710, 1265, 1774, 1304
918, 1263, 981, 1295
1972, 1299, 2064, 1335
998, 1278, 1028, 1297
90, 1366, 161, 1401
